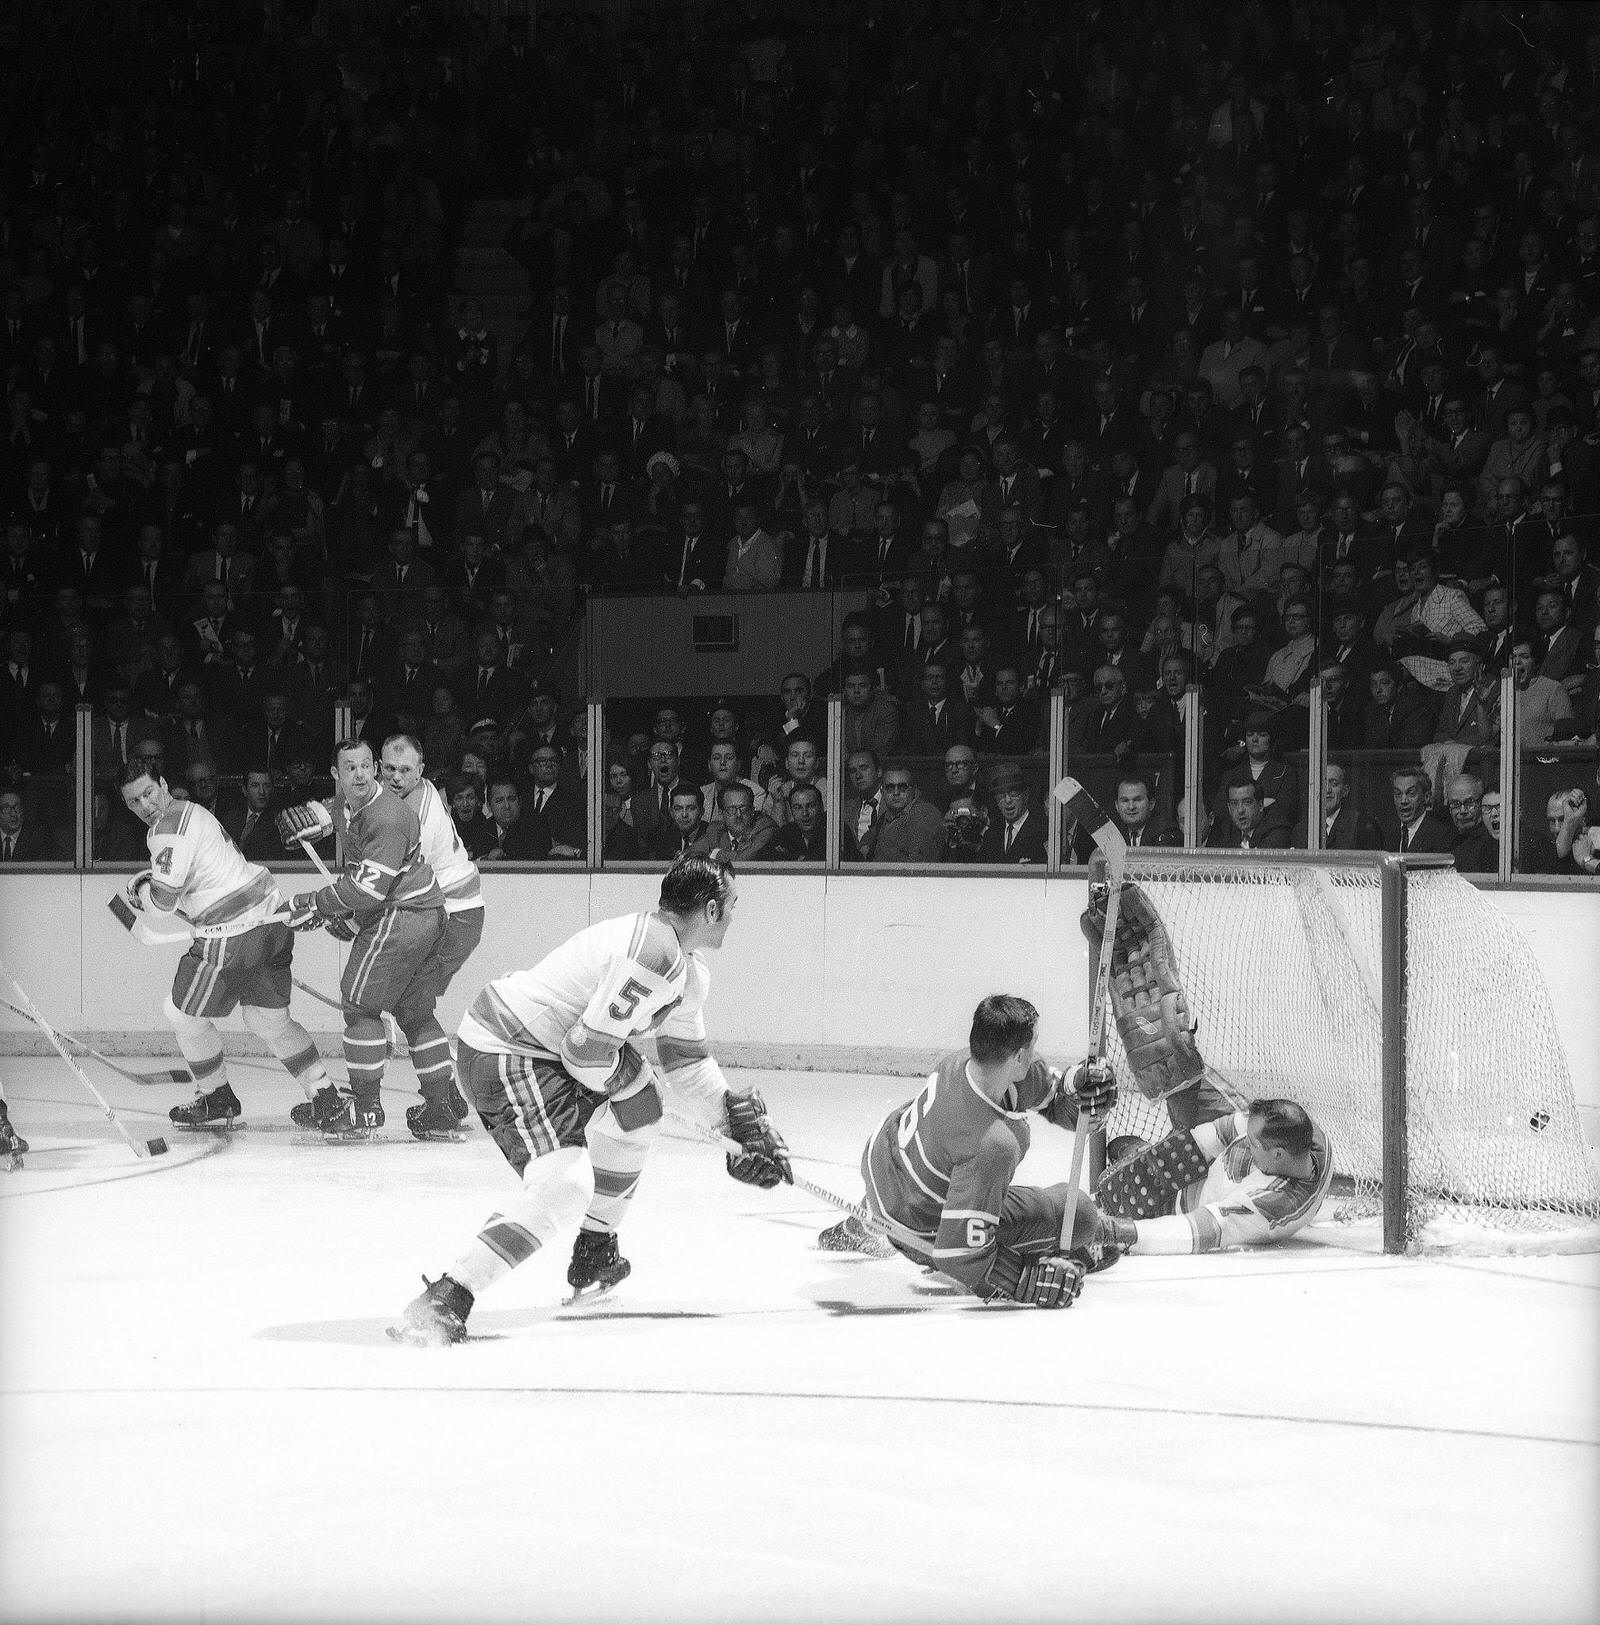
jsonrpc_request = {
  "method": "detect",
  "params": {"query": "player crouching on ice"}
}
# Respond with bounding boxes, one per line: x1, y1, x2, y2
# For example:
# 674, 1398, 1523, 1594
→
389, 853, 792, 1345
117, 762, 335, 1130
1082, 879, 1334, 1254
819, 994, 1123, 1310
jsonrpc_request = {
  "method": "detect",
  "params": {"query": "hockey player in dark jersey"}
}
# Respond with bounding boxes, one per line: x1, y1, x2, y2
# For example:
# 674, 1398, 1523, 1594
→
820, 994, 1119, 1308
278, 738, 450, 1139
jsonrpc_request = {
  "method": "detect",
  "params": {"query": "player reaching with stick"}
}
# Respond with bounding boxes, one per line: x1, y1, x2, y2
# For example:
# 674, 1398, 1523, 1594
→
117, 760, 335, 1130
1082, 881, 1334, 1253
277, 738, 451, 1140
818, 995, 1121, 1308
388, 853, 792, 1345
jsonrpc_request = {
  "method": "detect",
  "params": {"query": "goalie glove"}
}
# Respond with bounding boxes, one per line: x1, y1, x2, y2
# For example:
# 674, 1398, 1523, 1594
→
122, 869, 154, 914
984, 1247, 1085, 1309
1070, 1058, 1117, 1120
276, 802, 334, 850
723, 1089, 793, 1188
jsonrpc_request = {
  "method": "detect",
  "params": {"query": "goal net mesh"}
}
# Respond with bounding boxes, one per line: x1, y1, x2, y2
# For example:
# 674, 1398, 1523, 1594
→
1097, 858, 1600, 1252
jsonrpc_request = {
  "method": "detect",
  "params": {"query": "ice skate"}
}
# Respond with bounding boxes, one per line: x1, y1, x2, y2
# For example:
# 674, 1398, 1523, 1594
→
817, 1213, 896, 1257
563, 1227, 631, 1305
386, 1273, 474, 1347
0, 1100, 26, 1171
293, 1085, 382, 1143
406, 1097, 467, 1143
169, 1081, 243, 1131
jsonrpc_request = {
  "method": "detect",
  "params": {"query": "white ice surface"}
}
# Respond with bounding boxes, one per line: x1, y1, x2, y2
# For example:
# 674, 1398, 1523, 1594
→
1, 1057, 1596, 1625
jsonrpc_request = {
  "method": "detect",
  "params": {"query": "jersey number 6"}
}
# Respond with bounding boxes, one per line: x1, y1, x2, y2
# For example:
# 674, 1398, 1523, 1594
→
896, 1073, 939, 1149
608, 977, 652, 1021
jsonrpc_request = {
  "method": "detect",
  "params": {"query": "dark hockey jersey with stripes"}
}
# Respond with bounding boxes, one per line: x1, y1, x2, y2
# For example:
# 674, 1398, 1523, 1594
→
861, 1052, 1075, 1293
315, 783, 442, 917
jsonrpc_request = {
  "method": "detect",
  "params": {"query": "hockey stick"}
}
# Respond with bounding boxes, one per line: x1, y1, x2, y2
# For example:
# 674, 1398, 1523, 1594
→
1051, 777, 1129, 1243
0, 994, 191, 1086
0, 960, 169, 1157
663, 1105, 936, 1262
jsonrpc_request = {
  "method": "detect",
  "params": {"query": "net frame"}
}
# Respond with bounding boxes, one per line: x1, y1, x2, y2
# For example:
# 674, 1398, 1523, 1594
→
1086, 849, 1600, 1255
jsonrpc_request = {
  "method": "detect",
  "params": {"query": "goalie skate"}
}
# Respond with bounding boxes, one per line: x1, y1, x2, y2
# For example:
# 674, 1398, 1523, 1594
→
817, 1214, 896, 1258
563, 1228, 631, 1306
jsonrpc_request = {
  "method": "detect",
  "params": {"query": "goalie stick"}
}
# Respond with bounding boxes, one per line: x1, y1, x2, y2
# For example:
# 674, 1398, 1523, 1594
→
663, 1106, 937, 1262
0, 959, 169, 1158
1050, 776, 1129, 1244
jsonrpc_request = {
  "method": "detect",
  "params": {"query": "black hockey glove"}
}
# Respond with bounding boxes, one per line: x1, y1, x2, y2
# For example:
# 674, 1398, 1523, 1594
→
985, 1246, 1086, 1309
723, 1089, 793, 1188
324, 914, 359, 942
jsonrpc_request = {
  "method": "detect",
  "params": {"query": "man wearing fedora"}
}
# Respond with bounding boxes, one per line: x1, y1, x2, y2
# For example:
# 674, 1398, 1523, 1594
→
977, 763, 1047, 864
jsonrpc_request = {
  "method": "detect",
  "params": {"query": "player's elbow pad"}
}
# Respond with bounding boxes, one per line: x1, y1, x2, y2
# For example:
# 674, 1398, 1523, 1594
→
560, 1023, 622, 1093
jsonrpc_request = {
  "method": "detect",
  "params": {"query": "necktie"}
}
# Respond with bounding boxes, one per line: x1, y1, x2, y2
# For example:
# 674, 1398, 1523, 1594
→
1401, 825, 1412, 852
1004, 822, 1016, 853
114, 722, 125, 761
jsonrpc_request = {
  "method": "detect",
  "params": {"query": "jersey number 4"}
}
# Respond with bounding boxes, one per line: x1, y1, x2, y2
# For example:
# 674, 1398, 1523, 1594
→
608, 977, 652, 1021
896, 1073, 939, 1150
153, 845, 174, 875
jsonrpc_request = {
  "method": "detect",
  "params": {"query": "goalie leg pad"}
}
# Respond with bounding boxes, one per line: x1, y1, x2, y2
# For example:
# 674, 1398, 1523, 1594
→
1094, 1127, 1210, 1219
1085, 880, 1205, 1100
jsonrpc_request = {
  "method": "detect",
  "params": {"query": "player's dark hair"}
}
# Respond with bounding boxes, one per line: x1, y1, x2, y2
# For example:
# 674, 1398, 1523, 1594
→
383, 733, 424, 758
969, 994, 1039, 1064
660, 852, 734, 916
119, 757, 160, 789
1250, 1098, 1315, 1157
332, 737, 373, 767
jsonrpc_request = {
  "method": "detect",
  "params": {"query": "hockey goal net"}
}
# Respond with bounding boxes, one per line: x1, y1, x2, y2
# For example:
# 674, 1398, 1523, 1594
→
1094, 851, 1600, 1254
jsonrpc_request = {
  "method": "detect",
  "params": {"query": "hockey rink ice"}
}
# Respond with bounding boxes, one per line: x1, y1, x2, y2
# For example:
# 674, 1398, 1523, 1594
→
1, 1057, 1596, 1625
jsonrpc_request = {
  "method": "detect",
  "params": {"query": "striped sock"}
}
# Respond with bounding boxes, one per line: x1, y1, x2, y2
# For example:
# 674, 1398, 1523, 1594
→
448, 1146, 593, 1297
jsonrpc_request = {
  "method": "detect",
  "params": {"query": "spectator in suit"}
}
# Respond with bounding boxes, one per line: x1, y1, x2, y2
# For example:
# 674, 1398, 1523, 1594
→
768, 782, 829, 862
1114, 772, 1183, 848
224, 768, 281, 862
369, 528, 438, 624
521, 743, 585, 859
181, 521, 257, 608
477, 777, 548, 862
89, 684, 159, 784
454, 454, 518, 555
977, 763, 1047, 864
1304, 762, 1382, 851
627, 739, 688, 855
840, 749, 886, 861
904, 660, 974, 755
1389, 765, 1457, 854
972, 665, 1042, 757
165, 680, 240, 774
652, 784, 713, 862
1444, 772, 1500, 873
1070, 666, 1139, 759
0, 788, 58, 861
1207, 780, 1291, 849
460, 630, 524, 730
838, 669, 900, 759
16, 680, 74, 775
701, 780, 780, 862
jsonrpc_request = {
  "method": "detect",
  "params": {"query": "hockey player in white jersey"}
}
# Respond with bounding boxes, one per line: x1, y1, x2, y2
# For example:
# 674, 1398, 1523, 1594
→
378, 734, 483, 1137
118, 761, 334, 1129
389, 852, 793, 1345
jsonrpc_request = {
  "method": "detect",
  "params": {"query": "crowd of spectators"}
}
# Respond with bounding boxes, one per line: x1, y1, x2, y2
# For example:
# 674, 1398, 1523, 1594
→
1, 0, 1598, 874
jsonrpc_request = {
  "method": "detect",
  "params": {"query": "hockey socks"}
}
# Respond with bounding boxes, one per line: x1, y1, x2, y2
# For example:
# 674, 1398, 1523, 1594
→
581, 1101, 659, 1234
240, 1005, 327, 1097
447, 1146, 593, 1297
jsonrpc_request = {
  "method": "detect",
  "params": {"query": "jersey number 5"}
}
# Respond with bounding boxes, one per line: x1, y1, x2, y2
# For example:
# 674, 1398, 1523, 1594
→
608, 977, 652, 1021
896, 1073, 939, 1149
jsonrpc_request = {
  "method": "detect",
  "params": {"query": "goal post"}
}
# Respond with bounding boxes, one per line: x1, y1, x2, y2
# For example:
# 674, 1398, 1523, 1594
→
1083, 848, 1600, 1255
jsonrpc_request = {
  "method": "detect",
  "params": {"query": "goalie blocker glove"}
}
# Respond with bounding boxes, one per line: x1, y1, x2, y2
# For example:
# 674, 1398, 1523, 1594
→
723, 1090, 793, 1188
276, 803, 334, 849
984, 1247, 1086, 1309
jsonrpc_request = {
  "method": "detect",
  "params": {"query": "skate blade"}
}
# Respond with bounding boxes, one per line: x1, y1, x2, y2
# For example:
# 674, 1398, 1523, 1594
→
174, 1118, 245, 1133
409, 1130, 468, 1143
291, 1130, 385, 1147
384, 1323, 466, 1348
561, 1276, 626, 1308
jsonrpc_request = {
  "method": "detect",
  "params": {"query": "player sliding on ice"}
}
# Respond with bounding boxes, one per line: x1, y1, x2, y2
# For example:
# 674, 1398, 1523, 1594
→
388, 853, 793, 1345
1078, 880, 1334, 1254
117, 760, 335, 1130
817, 994, 1122, 1308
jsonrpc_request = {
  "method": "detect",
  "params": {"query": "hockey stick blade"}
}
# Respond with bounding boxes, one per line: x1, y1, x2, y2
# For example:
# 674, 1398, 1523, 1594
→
0, 995, 191, 1086
0, 960, 170, 1158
